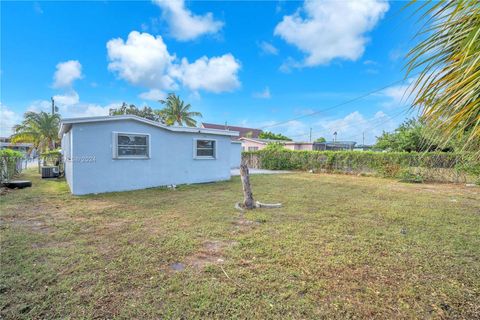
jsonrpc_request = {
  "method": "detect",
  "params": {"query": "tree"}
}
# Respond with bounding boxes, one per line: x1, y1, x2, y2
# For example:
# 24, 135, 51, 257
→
315, 137, 326, 143
406, 1, 480, 156
11, 111, 60, 153
264, 141, 286, 151
374, 118, 448, 152
109, 103, 164, 122
258, 131, 292, 141
158, 93, 202, 126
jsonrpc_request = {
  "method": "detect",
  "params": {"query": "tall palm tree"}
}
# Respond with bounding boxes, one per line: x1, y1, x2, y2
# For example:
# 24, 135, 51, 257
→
406, 0, 480, 156
11, 111, 61, 153
158, 94, 202, 126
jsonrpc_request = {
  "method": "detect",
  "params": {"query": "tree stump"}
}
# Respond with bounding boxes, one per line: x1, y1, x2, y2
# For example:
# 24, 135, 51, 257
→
240, 163, 255, 209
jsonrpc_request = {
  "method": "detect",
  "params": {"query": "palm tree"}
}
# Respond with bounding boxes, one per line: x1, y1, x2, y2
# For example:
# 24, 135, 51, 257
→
11, 111, 61, 153
406, 1, 480, 156
158, 94, 202, 126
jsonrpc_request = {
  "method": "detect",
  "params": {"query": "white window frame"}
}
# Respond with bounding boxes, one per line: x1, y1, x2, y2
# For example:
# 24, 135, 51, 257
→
112, 131, 151, 160
193, 138, 217, 160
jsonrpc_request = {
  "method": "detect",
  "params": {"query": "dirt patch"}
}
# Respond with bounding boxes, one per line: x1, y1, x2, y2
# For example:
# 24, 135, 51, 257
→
0, 187, 11, 196
1, 218, 52, 234
231, 215, 260, 235
184, 240, 238, 271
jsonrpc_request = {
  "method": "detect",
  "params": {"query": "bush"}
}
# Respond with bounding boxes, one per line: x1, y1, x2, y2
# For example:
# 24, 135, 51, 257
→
398, 169, 424, 183
242, 150, 479, 183
0, 149, 23, 158
0, 149, 24, 183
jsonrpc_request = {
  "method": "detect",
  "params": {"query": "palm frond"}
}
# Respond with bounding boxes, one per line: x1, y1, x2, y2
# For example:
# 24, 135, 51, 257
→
406, 0, 480, 157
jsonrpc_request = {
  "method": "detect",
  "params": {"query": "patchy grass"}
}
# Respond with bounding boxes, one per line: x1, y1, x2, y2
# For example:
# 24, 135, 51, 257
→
1, 169, 479, 319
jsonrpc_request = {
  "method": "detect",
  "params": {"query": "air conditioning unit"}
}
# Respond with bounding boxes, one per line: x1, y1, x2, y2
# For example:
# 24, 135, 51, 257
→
41, 166, 59, 179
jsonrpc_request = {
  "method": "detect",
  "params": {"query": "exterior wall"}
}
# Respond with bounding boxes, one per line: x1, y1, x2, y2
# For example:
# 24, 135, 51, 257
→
292, 143, 314, 151
61, 130, 73, 191
65, 120, 233, 195
230, 142, 242, 168
241, 140, 266, 151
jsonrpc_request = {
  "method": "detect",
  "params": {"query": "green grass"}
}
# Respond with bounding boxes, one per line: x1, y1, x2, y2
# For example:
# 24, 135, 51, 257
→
1, 169, 479, 319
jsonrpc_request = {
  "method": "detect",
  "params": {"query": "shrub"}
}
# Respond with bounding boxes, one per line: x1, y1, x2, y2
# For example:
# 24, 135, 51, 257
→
0, 149, 24, 183
398, 169, 424, 183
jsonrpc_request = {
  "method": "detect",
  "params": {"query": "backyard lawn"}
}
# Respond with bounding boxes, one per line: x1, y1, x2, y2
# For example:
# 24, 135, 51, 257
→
1, 169, 479, 319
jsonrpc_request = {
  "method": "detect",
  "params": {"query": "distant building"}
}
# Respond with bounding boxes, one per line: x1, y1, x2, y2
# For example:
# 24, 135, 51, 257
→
313, 141, 356, 151
201, 123, 263, 140
0, 137, 33, 154
353, 144, 373, 151
239, 137, 314, 151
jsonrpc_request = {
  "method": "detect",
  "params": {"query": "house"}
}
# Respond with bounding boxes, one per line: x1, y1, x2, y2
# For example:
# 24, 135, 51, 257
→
59, 115, 240, 195
201, 123, 263, 140
353, 144, 373, 151
239, 137, 314, 151
313, 141, 356, 151
0, 137, 34, 155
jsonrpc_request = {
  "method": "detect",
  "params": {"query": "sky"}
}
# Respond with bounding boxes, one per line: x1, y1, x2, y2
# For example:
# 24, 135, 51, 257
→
1, 0, 424, 144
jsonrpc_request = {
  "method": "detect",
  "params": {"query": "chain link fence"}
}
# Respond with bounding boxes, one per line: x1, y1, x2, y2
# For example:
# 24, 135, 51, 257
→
242, 151, 480, 184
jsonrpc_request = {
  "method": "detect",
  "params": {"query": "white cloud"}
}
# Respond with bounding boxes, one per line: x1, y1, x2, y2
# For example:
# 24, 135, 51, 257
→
139, 89, 166, 101
243, 110, 402, 145
28, 98, 114, 119
258, 41, 278, 55
176, 54, 241, 93
0, 104, 21, 137
310, 111, 399, 144
107, 31, 177, 91
53, 60, 83, 88
53, 91, 80, 106
253, 87, 271, 99
363, 59, 378, 66
274, 0, 389, 67
107, 31, 241, 94
153, 0, 223, 41
380, 78, 417, 108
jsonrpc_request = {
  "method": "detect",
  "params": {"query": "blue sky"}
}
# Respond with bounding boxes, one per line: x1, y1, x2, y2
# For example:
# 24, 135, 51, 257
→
1, 0, 423, 143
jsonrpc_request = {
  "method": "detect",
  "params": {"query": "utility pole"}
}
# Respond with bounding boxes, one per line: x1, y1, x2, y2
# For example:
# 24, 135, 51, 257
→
362, 132, 365, 146
51, 97, 55, 115
309, 127, 312, 142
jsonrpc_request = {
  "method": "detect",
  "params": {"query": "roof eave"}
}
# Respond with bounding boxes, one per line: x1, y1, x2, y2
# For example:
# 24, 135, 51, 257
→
58, 115, 239, 137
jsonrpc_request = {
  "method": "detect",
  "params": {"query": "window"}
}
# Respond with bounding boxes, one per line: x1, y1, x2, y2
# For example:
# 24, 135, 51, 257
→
195, 139, 216, 159
114, 132, 149, 159
248, 146, 259, 151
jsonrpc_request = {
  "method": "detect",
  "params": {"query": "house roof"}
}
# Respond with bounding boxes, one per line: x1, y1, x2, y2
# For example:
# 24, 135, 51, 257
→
201, 122, 262, 138
59, 115, 239, 138
239, 137, 311, 145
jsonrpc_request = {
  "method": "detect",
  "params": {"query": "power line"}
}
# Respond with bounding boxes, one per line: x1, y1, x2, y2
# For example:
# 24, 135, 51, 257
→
287, 107, 410, 141
260, 73, 419, 130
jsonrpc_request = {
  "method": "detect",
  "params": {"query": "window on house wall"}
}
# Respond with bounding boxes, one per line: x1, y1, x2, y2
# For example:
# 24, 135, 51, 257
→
114, 133, 149, 159
248, 146, 259, 151
195, 139, 216, 158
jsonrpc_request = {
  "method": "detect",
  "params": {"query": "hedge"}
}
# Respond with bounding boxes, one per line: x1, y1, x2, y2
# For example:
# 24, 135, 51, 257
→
242, 150, 480, 183
0, 149, 24, 183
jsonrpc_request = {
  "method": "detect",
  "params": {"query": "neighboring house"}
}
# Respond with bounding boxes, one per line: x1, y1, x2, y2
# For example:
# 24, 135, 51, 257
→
0, 137, 33, 154
353, 144, 373, 151
59, 115, 239, 195
239, 137, 314, 151
313, 141, 357, 151
239, 138, 359, 152
201, 123, 263, 140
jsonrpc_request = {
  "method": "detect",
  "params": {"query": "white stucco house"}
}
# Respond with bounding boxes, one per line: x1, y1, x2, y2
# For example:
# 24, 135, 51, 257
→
59, 115, 240, 195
